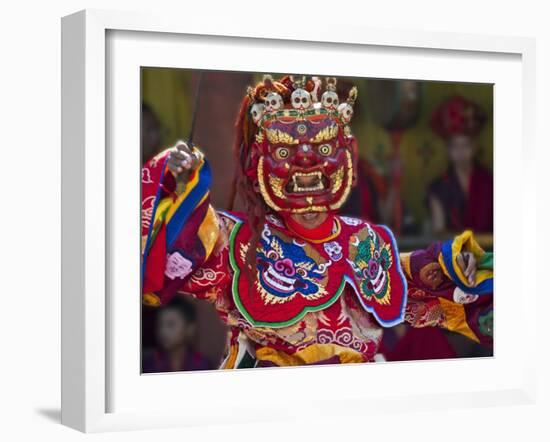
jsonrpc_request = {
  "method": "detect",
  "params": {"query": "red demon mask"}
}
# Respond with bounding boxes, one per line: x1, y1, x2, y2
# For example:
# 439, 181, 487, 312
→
240, 76, 359, 215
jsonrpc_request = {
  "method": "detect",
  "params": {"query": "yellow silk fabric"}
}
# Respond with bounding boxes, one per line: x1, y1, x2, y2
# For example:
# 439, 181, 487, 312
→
399, 252, 413, 279
255, 344, 365, 366
439, 297, 479, 343
197, 204, 220, 260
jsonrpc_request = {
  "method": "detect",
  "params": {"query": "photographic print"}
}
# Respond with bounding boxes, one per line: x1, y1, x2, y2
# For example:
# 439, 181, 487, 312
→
140, 69, 494, 373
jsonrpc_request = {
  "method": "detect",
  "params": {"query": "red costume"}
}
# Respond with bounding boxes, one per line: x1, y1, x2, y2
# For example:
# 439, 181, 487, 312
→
141, 76, 493, 368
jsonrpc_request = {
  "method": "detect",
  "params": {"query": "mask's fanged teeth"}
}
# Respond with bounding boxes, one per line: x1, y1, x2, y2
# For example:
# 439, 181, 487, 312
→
288, 171, 326, 193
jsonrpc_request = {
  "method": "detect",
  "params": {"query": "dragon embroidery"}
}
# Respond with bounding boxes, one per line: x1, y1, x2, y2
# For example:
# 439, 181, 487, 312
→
348, 225, 393, 305
240, 227, 329, 305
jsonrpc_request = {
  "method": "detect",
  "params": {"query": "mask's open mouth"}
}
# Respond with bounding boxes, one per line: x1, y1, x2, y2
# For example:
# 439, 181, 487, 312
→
286, 171, 329, 194
262, 264, 296, 293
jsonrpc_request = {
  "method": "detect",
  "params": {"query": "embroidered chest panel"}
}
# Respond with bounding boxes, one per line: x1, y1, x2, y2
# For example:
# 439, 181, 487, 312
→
225, 212, 407, 329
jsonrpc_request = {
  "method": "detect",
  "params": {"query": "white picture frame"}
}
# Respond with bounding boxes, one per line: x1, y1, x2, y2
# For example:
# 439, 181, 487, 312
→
61, 9, 537, 433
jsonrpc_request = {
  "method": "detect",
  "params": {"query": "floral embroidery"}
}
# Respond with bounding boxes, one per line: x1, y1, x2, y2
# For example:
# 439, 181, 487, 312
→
189, 268, 226, 287
340, 216, 363, 226
141, 167, 153, 183
266, 213, 285, 228
141, 195, 156, 230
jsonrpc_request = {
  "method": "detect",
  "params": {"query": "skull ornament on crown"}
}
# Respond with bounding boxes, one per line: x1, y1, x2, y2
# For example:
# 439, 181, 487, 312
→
250, 102, 265, 125
338, 102, 354, 124
291, 88, 312, 111
321, 77, 339, 111
264, 91, 284, 113
242, 75, 358, 214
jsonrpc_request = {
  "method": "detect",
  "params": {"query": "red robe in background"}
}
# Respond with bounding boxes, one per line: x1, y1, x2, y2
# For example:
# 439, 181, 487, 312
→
429, 164, 493, 233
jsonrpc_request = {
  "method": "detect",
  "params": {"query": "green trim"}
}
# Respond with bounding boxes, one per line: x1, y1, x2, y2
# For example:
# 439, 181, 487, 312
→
478, 252, 493, 270
228, 221, 348, 329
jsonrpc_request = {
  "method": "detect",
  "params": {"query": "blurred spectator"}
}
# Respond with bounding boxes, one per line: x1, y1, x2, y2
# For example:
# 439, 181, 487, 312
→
142, 296, 214, 373
428, 96, 493, 233
141, 102, 163, 165
342, 157, 386, 222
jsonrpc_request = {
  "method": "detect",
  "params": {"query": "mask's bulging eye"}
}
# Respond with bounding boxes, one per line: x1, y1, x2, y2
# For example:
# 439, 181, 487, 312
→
318, 144, 333, 156
275, 147, 290, 160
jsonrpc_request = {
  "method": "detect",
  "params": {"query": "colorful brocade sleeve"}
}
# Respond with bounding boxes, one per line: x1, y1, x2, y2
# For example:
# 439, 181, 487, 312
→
400, 231, 493, 346
141, 148, 227, 306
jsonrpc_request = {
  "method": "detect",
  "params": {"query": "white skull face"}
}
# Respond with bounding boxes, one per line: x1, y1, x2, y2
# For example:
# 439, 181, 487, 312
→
323, 241, 343, 261
321, 90, 339, 110
452, 287, 479, 304
264, 92, 284, 113
338, 102, 354, 123
291, 88, 312, 111
250, 102, 265, 125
